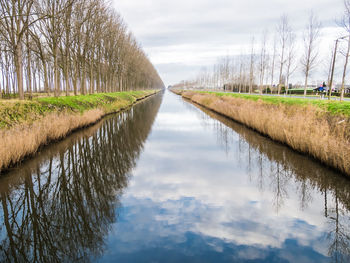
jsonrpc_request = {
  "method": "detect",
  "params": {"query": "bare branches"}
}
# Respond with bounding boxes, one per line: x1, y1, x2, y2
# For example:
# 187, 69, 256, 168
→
301, 12, 321, 96
0, 0, 164, 99
277, 15, 291, 95
339, 0, 350, 101
258, 30, 269, 95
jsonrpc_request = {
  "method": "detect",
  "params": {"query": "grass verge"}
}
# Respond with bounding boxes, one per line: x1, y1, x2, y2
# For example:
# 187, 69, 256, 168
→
198, 91, 350, 117
175, 90, 350, 176
0, 91, 155, 128
0, 90, 158, 173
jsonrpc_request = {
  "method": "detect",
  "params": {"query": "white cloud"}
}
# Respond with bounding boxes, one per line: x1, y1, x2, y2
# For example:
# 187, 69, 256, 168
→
112, 0, 344, 86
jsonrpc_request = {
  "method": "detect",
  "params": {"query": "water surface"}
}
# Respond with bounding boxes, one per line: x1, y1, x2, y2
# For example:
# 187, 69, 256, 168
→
0, 91, 350, 263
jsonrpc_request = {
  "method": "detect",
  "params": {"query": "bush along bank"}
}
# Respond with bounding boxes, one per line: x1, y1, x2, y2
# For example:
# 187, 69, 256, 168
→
0, 90, 158, 173
178, 90, 350, 176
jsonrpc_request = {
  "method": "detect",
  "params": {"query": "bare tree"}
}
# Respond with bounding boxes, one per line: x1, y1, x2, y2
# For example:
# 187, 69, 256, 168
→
285, 30, 297, 94
0, 0, 36, 99
0, 0, 164, 98
249, 37, 255, 94
301, 12, 321, 97
270, 35, 277, 94
218, 55, 230, 88
258, 30, 269, 95
339, 0, 350, 101
277, 15, 291, 95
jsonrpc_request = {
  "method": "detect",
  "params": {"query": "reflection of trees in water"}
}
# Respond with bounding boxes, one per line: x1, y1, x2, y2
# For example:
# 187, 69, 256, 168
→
192, 101, 350, 261
0, 93, 163, 262
327, 191, 350, 263
269, 162, 291, 213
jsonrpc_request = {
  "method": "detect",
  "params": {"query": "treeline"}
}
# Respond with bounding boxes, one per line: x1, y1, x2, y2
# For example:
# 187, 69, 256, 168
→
0, 0, 164, 99
179, 1, 350, 101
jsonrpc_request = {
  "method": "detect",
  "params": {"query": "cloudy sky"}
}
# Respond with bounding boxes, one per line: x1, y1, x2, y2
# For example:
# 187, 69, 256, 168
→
112, 0, 345, 86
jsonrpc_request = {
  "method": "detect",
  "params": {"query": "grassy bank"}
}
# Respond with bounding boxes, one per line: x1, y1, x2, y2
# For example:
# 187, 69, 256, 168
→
0, 90, 158, 173
200, 91, 350, 117
175, 90, 350, 176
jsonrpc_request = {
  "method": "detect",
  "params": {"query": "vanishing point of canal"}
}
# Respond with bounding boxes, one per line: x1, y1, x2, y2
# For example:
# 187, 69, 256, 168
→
0, 91, 349, 263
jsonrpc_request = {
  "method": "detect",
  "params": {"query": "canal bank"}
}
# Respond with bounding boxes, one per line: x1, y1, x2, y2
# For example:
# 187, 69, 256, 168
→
173, 90, 350, 176
0, 90, 160, 173
0, 90, 350, 262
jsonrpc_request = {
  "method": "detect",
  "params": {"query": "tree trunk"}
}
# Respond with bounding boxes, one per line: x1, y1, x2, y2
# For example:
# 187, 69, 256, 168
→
27, 44, 32, 98
119, 76, 123, 92
96, 64, 101, 93
89, 61, 94, 94
340, 37, 350, 102
304, 72, 309, 97
43, 61, 49, 94
73, 59, 78, 95
65, 57, 69, 96
54, 45, 59, 97
81, 61, 86, 95
15, 43, 24, 100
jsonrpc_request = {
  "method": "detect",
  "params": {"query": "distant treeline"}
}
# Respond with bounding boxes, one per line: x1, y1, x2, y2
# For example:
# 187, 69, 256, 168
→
0, 0, 164, 99
176, 1, 350, 101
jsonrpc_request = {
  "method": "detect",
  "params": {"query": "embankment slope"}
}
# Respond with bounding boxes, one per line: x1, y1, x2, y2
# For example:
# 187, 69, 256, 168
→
177, 90, 350, 176
0, 90, 158, 173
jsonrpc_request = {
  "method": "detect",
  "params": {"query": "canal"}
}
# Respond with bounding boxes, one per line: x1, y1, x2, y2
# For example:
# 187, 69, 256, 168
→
0, 91, 349, 262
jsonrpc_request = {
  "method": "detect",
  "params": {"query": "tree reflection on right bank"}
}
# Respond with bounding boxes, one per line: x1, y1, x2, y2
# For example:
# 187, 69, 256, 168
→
0, 93, 163, 262
193, 103, 350, 262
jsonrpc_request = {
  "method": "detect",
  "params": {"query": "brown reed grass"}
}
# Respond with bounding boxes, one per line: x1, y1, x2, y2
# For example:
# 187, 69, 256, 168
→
0, 109, 103, 172
0, 91, 159, 173
182, 91, 350, 176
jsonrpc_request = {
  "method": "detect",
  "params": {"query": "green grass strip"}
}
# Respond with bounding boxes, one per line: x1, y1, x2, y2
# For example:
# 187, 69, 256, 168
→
0, 91, 155, 128
195, 91, 350, 117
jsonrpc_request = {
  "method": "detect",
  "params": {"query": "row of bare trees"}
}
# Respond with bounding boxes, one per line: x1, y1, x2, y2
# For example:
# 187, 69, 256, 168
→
188, 13, 322, 96
181, 2, 350, 100
0, 0, 164, 99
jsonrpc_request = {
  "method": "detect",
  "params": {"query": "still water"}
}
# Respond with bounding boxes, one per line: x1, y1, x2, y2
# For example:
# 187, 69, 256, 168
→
0, 91, 350, 263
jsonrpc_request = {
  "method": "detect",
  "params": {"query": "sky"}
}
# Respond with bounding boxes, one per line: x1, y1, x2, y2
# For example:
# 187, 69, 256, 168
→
112, 0, 345, 86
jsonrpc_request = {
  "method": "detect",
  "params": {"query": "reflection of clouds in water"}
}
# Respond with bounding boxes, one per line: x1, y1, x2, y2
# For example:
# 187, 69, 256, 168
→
238, 247, 268, 260
154, 112, 203, 132
120, 193, 329, 254
90, 92, 350, 262
124, 170, 330, 256
113, 92, 343, 259
105, 197, 329, 262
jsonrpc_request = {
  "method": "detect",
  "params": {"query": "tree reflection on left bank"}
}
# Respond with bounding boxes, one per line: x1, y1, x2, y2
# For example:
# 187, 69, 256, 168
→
0, 93, 163, 262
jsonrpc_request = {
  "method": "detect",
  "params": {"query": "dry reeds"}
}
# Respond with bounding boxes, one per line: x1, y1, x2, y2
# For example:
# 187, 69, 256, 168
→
0, 91, 159, 173
182, 91, 350, 176
0, 109, 104, 172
